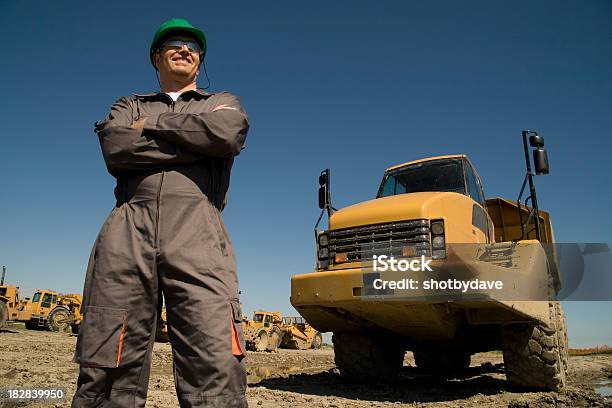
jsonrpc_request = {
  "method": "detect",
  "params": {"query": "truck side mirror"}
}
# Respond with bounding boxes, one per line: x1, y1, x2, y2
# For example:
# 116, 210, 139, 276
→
319, 172, 328, 187
529, 135, 545, 148
318, 169, 330, 210
318, 186, 327, 209
533, 148, 549, 175
315, 169, 335, 235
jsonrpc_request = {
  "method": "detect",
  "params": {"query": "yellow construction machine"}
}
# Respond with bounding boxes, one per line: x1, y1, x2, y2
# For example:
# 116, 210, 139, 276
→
280, 316, 323, 350
18, 289, 82, 332
243, 311, 323, 352
243, 311, 284, 352
0, 266, 28, 328
56, 294, 83, 334
0, 285, 26, 328
292, 131, 568, 390
155, 308, 169, 342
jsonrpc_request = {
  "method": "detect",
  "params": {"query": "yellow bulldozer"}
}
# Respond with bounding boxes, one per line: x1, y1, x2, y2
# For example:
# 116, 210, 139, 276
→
292, 131, 569, 390
17, 289, 82, 333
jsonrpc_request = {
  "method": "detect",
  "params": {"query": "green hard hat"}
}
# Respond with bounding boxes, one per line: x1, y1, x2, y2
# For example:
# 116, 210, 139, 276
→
150, 18, 207, 68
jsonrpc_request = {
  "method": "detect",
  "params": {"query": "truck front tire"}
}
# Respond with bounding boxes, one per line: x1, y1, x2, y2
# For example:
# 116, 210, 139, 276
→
333, 331, 404, 383
502, 302, 568, 391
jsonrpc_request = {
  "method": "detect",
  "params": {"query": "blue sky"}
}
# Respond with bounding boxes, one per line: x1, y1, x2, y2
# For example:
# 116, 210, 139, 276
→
1, 1, 610, 347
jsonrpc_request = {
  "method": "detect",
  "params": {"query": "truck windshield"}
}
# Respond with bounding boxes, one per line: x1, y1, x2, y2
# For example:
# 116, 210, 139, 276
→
378, 159, 466, 198
32, 292, 41, 303
254, 314, 264, 323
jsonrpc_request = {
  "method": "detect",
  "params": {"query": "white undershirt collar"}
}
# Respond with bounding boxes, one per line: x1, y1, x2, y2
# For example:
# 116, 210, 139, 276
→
165, 91, 182, 101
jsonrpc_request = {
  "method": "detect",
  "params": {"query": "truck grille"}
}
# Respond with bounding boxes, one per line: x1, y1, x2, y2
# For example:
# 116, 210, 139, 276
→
328, 219, 431, 263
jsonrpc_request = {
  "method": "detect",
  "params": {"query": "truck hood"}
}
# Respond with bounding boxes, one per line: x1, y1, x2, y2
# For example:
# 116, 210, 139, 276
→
330, 192, 454, 230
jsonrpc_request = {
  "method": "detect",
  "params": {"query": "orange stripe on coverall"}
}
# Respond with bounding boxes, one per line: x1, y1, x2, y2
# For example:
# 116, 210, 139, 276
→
116, 317, 127, 367
231, 319, 245, 356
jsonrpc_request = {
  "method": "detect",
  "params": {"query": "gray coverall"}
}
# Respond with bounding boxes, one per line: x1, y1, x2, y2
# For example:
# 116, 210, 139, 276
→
71, 89, 249, 408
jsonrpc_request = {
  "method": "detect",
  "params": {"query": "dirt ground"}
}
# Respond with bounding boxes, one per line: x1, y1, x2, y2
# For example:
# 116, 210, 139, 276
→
1, 326, 610, 407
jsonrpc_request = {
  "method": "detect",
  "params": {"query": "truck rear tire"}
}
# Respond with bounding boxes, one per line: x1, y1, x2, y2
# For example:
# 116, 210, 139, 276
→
0, 302, 8, 329
333, 331, 404, 383
47, 307, 71, 332
502, 302, 568, 391
413, 349, 471, 375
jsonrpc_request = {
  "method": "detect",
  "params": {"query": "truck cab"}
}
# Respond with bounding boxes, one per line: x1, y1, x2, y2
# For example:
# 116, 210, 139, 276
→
315, 155, 493, 272
378, 155, 492, 242
252, 311, 281, 329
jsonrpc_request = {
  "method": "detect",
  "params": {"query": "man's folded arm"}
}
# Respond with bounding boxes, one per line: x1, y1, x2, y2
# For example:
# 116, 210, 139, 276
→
96, 97, 200, 174
144, 92, 249, 158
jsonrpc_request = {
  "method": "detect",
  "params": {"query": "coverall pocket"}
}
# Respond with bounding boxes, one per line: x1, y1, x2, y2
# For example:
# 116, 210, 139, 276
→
230, 300, 246, 357
76, 306, 127, 368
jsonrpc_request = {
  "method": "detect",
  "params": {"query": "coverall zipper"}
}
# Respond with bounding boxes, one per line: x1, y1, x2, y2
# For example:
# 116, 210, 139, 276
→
154, 97, 175, 249
154, 172, 164, 249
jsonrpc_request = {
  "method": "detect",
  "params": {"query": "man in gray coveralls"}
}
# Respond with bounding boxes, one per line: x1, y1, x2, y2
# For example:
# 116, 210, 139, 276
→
71, 18, 249, 408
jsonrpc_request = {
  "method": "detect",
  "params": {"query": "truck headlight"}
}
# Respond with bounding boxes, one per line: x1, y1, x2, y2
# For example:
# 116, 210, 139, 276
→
318, 233, 329, 247
430, 220, 446, 259
431, 221, 444, 235
432, 235, 445, 249
318, 247, 329, 260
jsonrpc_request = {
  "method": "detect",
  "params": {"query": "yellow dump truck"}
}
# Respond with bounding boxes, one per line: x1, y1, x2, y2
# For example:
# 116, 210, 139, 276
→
291, 132, 568, 390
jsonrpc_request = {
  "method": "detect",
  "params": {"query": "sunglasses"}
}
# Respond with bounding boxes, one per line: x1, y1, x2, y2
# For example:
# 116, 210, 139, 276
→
160, 39, 202, 54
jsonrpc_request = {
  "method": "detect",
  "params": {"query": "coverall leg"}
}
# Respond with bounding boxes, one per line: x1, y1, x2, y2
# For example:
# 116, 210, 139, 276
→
158, 169, 247, 407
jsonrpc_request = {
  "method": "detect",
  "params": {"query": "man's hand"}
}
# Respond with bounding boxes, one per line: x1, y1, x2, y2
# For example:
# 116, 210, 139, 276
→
129, 117, 147, 133
212, 104, 237, 112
